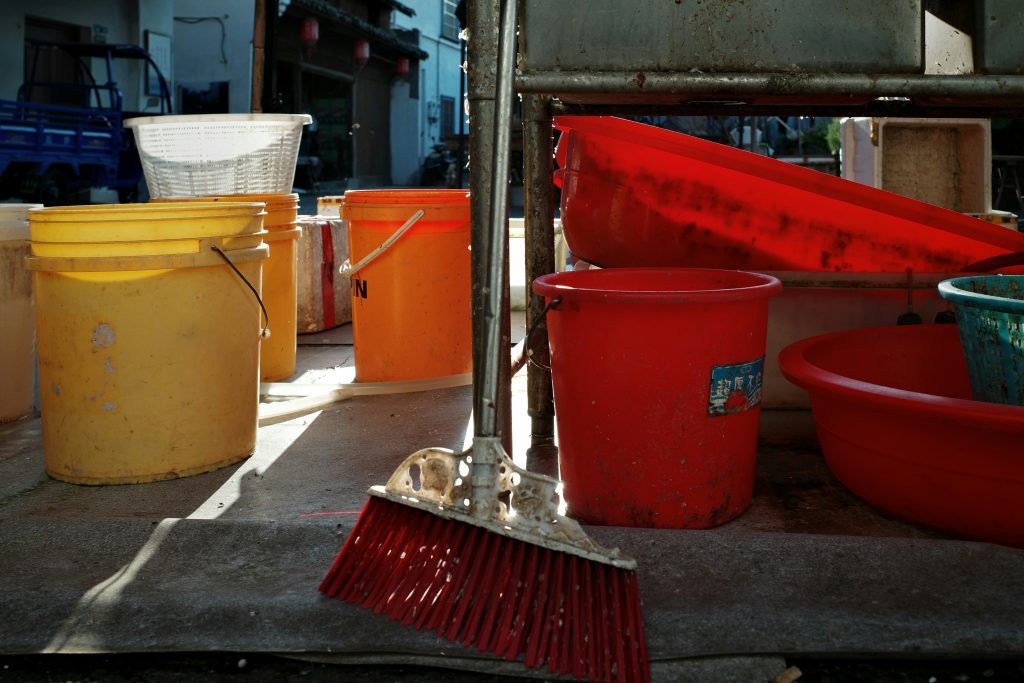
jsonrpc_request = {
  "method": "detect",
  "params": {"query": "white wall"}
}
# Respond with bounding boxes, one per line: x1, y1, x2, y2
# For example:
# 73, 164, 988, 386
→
137, 0, 175, 111
172, 0, 254, 113
390, 66, 420, 186
390, 1, 465, 186
0, 0, 173, 113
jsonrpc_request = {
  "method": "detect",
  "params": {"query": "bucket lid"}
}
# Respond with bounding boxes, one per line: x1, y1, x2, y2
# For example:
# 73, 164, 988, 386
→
202, 192, 297, 209
154, 193, 298, 211
30, 201, 266, 243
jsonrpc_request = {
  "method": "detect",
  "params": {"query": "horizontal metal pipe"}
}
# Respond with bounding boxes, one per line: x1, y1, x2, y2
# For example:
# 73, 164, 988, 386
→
551, 102, 1024, 119
518, 71, 1024, 99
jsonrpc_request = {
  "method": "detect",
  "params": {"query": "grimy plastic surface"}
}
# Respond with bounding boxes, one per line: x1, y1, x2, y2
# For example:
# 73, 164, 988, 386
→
779, 324, 1024, 547
343, 189, 472, 383
534, 268, 781, 529
938, 275, 1024, 406
555, 116, 1024, 273
0, 204, 41, 423
27, 202, 266, 484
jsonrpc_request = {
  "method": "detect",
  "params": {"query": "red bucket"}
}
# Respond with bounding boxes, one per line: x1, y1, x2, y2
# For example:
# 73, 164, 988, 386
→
533, 268, 781, 528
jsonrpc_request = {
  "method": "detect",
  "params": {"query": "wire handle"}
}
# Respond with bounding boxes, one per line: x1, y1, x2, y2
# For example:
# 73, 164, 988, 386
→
339, 209, 425, 278
211, 245, 271, 339
525, 296, 561, 371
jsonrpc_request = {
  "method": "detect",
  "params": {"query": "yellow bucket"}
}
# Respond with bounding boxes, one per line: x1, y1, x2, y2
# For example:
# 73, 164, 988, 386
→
154, 194, 299, 381
27, 202, 268, 484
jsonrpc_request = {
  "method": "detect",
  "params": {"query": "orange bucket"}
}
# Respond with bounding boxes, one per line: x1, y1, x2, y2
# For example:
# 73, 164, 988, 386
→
342, 189, 471, 382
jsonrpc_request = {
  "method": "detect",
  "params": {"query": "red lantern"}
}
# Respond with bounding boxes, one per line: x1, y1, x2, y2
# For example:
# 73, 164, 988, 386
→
395, 57, 410, 78
301, 18, 319, 59
354, 39, 370, 65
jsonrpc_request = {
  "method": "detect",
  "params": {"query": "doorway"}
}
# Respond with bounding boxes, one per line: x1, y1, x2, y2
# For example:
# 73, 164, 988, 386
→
301, 70, 353, 183
23, 16, 91, 106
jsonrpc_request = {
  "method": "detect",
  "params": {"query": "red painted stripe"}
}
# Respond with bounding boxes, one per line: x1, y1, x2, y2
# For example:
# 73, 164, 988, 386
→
320, 222, 336, 329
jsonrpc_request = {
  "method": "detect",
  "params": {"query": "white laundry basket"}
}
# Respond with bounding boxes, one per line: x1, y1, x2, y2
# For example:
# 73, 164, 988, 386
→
125, 114, 312, 198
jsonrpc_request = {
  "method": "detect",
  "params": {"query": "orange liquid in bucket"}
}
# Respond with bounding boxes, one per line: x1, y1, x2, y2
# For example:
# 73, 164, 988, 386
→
343, 190, 471, 382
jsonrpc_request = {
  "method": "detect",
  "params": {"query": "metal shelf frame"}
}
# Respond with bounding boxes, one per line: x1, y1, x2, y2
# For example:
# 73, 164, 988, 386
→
466, 0, 1024, 462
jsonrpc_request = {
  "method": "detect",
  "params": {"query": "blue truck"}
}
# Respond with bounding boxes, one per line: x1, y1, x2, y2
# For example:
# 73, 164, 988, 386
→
0, 40, 172, 204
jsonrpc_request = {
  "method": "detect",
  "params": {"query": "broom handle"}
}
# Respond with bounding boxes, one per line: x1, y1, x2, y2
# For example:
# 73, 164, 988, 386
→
476, 0, 518, 440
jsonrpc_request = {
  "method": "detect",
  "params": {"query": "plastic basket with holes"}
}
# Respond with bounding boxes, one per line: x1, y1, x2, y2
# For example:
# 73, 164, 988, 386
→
125, 114, 313, 198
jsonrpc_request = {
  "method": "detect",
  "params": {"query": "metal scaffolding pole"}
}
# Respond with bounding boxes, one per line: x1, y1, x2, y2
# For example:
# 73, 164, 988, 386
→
467, 0, 512, 449
521, 93, 558, 477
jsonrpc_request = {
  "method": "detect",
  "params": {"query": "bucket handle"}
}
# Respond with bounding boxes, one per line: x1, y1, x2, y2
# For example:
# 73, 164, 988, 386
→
211, 245, 271, 339
339, 209, 425, 278
511, 295, 562, 375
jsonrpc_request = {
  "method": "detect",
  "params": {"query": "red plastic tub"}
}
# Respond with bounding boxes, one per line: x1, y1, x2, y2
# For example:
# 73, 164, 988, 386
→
533, 268, 781, 528
555, 116, 1024, 273
779, 324, 1024, 547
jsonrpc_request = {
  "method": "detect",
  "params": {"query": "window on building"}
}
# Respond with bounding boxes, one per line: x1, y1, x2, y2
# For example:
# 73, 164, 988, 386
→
442, 0, 460, 41
440, 96, 456, 139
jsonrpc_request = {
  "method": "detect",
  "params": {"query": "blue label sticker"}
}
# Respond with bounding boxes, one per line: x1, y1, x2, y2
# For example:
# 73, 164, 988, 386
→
708, 357, 765, 416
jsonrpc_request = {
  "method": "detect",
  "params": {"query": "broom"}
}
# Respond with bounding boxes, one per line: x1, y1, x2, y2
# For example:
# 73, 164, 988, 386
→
318, 1, 649, 680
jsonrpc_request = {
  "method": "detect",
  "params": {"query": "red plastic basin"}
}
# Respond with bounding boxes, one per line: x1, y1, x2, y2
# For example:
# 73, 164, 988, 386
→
778, 324, 1024, 547
555, 116, 1024, 273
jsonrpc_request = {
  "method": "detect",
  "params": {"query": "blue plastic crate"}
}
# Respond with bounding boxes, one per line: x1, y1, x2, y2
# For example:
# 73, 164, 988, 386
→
938, 275, 1024, 406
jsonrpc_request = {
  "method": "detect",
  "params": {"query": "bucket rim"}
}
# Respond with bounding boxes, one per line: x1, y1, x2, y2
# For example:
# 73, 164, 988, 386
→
25, 242, 270, 272
155, 193, 299, 208
938, 275, 1024, 314
778, 325, 1024, 431
342, 189, 470, 206
533, 267, 781, 303
29, 202, 267, 223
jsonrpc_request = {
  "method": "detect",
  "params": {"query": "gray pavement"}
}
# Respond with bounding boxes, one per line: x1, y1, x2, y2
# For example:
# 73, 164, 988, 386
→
2, 321, 1023, 682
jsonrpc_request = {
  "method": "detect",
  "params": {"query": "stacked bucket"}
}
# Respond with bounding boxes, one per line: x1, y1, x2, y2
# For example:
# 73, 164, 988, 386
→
0, 204, 42, 424
22, 114, 310, 484
27, 202, 268, 483
154, 192, 302, 381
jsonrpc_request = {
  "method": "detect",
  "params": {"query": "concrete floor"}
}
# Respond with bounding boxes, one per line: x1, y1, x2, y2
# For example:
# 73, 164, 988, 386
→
2, 317, 1023, 682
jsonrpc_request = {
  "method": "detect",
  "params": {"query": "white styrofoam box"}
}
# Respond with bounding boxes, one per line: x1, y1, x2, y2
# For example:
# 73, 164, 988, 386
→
840, 117, 875, 186
295, 216, 351, 334
840, 117, 991, 213
509, 218, 568, 311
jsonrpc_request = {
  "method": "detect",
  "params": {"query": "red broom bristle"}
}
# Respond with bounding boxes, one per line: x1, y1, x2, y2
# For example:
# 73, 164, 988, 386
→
319, 497, 650, 683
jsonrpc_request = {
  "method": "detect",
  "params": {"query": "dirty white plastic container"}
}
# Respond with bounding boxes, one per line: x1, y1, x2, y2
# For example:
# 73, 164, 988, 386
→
0, 204, 43, 422
508, 218, 567, 311
295, 215, 351, 333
